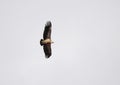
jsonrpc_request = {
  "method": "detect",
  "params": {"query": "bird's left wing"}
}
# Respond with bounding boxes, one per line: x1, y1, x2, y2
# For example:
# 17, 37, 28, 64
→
43, 21, 52, 39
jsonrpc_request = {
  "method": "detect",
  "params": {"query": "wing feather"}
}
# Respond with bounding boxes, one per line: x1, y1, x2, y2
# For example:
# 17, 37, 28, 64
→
43, 21, 52, 39
43, 44, 52, 58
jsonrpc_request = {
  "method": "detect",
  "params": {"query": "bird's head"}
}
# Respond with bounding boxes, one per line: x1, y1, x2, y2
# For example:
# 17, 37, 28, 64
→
45, 21, 52, 27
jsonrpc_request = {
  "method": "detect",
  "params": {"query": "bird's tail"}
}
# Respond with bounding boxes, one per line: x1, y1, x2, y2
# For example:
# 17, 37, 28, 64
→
40, 39, 44, 46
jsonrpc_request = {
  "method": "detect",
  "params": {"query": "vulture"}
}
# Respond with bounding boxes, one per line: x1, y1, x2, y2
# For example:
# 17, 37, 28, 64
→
40, 21, 54, 58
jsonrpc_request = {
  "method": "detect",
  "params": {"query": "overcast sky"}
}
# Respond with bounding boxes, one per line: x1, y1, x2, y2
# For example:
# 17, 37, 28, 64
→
0, 0, 120, 85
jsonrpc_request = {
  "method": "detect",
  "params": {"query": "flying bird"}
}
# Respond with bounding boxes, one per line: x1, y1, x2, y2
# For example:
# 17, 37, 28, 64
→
40, 21, 54, 58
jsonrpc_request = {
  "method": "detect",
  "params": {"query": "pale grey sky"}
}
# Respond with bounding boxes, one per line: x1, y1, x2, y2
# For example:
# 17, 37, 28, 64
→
0, 0, 120, 85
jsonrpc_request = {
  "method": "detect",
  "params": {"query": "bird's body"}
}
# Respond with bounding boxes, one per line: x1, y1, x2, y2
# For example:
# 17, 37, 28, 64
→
41, 39, 53, 44
40, 21, 53, 58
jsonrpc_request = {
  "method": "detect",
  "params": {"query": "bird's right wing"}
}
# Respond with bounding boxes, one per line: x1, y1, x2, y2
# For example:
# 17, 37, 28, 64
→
43, 44, 52, 58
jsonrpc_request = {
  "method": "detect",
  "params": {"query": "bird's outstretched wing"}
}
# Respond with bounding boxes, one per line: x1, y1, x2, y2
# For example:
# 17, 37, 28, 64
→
43, 21, 52, 39
42, 21, 52, 58
43, 44, 51, 58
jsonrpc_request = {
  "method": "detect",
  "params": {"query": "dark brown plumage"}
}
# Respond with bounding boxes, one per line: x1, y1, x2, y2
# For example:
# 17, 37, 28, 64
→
40, 21, 53, 58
